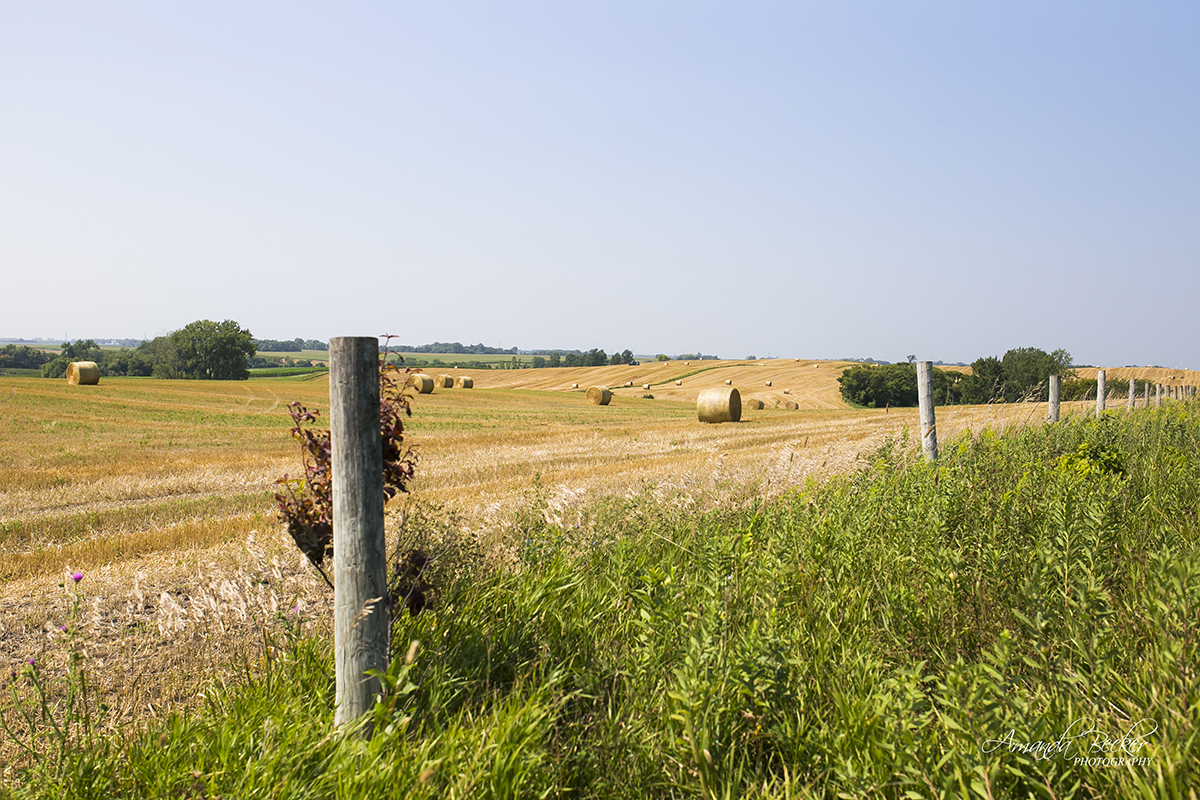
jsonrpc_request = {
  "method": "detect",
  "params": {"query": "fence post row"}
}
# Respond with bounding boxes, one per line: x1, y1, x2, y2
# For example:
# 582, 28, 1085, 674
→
916, 361, 938, 461
1048, 374, 1061, 422
330, 336, 389, 733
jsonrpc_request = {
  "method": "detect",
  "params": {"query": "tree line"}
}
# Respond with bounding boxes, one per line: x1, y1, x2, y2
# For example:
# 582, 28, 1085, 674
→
838, 347, 1078, 408
40, 320, 256, 380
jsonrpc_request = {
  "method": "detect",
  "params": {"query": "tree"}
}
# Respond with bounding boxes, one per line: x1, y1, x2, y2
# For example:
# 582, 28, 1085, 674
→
170, 319, 256, 380
41, 339, 104, 378
0, 345, 54, 371
548, 352, 561, 368
531, 356, 547, 369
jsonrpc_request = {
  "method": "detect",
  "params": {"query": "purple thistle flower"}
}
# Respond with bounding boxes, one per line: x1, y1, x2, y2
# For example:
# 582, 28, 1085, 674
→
60, 625, 68, 632
71, 572, 84, 583
27, 658, 35, 666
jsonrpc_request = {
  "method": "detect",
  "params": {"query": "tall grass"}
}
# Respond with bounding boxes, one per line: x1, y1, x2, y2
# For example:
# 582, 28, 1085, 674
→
4, 406, 1197, 798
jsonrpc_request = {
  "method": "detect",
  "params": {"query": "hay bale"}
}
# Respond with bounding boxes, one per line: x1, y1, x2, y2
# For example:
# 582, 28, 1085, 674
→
697, 386, 741, 423
625, 381, 633, 387
454, 376, 474, 389
586, 386, 612, 405
407, 374, 434, 394
66, 361, 99, 385
685, 361, 690, 365
724, 379, 732, 385
784, 400, 799, 410
436, 374, 455, 389
642, 383, 650, 390
571, 383, 579, 389
675, 380, 682, 386
744, 398, 764, 410
783, 388, 790, 395
765, 380, 772, 386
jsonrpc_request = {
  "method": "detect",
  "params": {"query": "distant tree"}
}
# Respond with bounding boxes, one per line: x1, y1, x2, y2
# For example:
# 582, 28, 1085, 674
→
41, 339, 104, 378
532, 356, 547, 369
170, 319, 256, 380
548, 352, 561, 368
586, 348, 607, 367
656, 354, 669, 361
609, 350, 624, 366
0, 344, 54, 370
746, 355, 757, 361
620, 349, 634, 364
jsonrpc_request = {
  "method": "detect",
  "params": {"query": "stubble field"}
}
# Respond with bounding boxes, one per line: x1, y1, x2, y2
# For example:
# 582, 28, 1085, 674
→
0, 360, 1181, 780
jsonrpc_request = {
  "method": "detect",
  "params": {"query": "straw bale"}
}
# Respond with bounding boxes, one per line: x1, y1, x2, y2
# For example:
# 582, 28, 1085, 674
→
784, 400, 799, 410
642, 383, 650, 390
407, 374, 434, 394
697, 386, 741, 423
436, 374, 455, 388
765, 380, 772, 386
571, 383, 579, 389
675, 380, 682, 386
586, 386, 612, 405
66, 361, 100, 385
783, 388, 790, 394
625, 381, 633, 387
724, 379, 732, 385
454, 376, 474, 389
744, 398, 764, 410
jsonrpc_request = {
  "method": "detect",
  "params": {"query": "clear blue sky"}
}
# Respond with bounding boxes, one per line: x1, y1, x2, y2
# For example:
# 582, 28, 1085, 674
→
2, 3, 1197, 367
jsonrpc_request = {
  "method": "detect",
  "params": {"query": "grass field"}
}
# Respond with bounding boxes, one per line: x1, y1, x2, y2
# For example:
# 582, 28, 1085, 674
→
2, 363, 1196, 795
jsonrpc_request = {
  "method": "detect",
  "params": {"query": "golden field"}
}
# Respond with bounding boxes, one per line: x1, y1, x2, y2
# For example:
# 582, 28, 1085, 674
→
0, 358, 1190, 753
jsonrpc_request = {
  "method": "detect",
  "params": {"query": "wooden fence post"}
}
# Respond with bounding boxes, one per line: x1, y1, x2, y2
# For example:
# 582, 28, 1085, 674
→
330, 336, 389, 732
1096, 370, 1106, 417
917, 361, 937, 461
1156, 384, 1162, 407
1127, 378, 1135, 411
1144, 381, 1150, 409
1048, 374, 1061, 422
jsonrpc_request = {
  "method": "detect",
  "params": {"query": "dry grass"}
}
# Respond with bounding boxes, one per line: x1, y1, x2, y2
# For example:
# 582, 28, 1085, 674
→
0, 368, 1106, 755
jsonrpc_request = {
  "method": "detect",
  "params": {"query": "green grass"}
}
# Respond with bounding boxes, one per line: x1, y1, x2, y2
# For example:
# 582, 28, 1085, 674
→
4, 405, 1198, 798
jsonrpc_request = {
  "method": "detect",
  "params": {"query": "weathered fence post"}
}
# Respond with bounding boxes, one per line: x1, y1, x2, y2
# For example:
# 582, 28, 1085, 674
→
330, 336, 389, 732
1156, 384, 1162, 407
1127, 378, 1135, 411
1144, 381, 1150, 409
1096, 370, 1106, 417
917, 361, 937, 461
1048, 374, 1061, 422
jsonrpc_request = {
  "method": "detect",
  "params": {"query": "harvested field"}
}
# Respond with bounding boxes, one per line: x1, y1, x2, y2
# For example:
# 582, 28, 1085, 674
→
0, 364, 1166, 757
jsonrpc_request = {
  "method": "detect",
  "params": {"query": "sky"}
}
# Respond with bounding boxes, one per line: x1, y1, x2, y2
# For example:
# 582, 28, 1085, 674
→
1, 3, 1197, 367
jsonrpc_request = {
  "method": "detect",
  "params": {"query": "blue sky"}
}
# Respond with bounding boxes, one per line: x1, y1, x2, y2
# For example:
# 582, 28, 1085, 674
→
2, 3, 1197, 367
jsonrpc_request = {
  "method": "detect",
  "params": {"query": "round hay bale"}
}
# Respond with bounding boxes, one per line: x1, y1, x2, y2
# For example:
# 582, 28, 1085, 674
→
685, 361, 690, 365
675, 380, 682, 386
625, 381, 633, 387
407, 374, 434, 394
697, 386, 741, 423
765, 380, 772, 386
586, 386, 612, 406
66, 361, 99, 385
642, 383, 650, 390
571, 383, 579, 389
724, 379, 732, 385
783, 388, 791, 395
436, 374, 455, 389
784, 400, 799, 410
744, 398, 764, 410
454, 376, 474, 389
